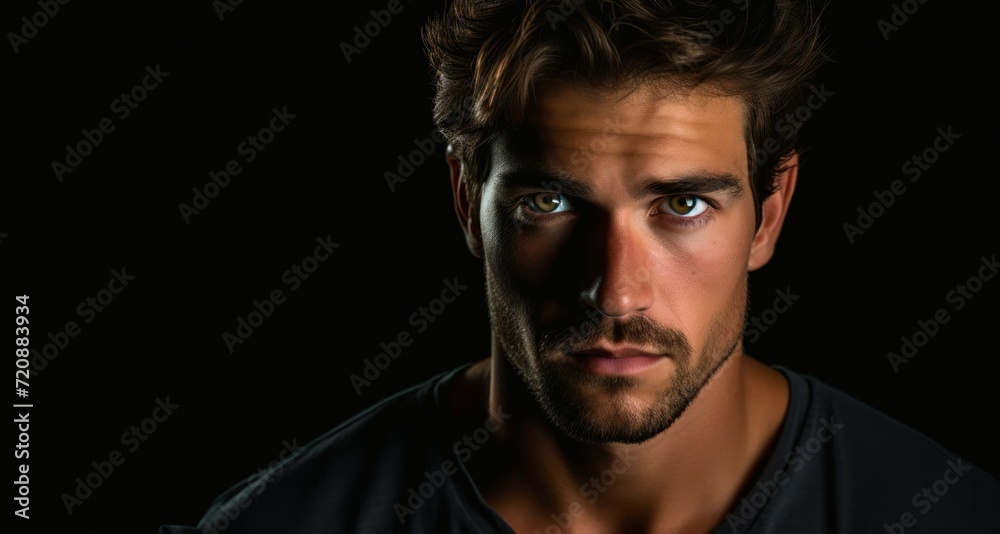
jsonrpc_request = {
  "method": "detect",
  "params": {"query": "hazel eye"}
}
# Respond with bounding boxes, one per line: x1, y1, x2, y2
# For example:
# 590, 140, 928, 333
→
661, 195, 708, 217
525, 192, 572, 213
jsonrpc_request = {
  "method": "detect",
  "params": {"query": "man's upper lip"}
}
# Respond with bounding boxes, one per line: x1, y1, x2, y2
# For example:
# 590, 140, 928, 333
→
570, 345, 664, 359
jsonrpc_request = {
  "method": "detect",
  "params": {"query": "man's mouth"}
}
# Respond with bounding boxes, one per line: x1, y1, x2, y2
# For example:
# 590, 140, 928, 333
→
566, 346, 667, 376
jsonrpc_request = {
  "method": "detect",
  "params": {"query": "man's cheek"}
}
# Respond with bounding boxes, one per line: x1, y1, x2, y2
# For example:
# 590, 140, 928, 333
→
481, 204, 519, 265
654, 244, 740, 326
683, 229, 748, 285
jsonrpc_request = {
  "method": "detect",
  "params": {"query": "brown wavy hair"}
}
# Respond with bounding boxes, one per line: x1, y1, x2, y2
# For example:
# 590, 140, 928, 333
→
422, 0, 830, 227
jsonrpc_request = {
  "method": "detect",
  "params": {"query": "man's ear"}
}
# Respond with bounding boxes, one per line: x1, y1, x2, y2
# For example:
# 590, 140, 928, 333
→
448, 149, 484, 258
748, 152, 798, 271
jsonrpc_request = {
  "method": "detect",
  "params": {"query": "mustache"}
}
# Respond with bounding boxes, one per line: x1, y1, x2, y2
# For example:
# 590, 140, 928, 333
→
537, 311, 692, 358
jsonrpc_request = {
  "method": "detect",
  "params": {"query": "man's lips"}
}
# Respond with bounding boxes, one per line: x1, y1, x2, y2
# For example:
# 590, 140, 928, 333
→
566, 347, 667, 376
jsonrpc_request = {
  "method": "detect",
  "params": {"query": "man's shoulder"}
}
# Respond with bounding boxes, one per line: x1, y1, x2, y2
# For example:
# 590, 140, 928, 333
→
287, 362, 463, 468
160, 364, 470, 534
785, 366, 990, 474
746, 366, 1000, 533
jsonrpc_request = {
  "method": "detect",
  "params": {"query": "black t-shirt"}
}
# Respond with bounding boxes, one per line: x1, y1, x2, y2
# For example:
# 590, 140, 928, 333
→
160, 363, 1000, 533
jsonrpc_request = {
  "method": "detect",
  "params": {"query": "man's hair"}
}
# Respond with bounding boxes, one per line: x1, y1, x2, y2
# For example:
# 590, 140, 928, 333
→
422, 0, 829, 227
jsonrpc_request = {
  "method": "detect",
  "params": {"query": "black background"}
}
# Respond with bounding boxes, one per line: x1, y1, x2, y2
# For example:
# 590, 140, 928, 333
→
6, 1, 997, 532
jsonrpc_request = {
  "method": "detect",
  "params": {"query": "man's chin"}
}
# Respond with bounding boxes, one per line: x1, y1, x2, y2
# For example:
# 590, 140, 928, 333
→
545, 403, 672, 445
534, 368, 676, 444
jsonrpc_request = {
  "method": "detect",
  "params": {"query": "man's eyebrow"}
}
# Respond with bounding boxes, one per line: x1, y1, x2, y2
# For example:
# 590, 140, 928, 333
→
635, 172, 745, 199
496, 166, 744, 199
494, 166, 594, 198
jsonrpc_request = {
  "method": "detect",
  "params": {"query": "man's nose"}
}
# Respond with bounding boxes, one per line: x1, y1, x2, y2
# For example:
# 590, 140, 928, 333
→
578, 214, 654, 317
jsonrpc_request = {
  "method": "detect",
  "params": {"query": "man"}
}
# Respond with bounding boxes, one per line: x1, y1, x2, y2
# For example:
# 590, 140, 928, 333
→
162, 1, 1000, 532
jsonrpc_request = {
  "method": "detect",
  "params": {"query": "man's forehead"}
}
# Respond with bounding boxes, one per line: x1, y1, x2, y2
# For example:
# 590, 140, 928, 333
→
487, 81, 750, 184
525, 81, 747, 133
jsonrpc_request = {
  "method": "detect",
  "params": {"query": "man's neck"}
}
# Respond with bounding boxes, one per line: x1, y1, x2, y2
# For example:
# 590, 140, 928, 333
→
451, 346, 789, 534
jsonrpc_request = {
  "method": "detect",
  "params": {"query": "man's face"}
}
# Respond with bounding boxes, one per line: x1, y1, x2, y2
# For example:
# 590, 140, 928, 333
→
477, 82, 759, 444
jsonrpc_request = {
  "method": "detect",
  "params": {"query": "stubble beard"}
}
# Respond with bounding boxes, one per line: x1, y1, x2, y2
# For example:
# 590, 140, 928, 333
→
485, 263, 747, 445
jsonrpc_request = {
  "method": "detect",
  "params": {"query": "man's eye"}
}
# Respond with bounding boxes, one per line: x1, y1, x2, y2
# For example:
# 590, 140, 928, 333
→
523, 192, 572, 214
660, 195, 708, 217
